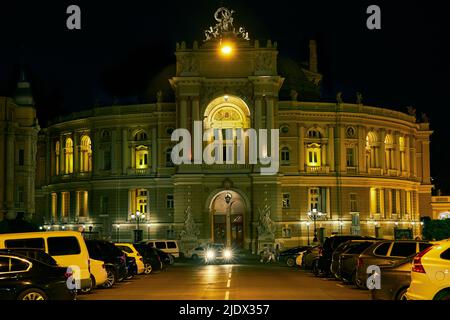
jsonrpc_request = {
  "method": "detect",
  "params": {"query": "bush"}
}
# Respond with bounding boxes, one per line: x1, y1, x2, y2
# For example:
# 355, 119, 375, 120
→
422, 219, 450, 241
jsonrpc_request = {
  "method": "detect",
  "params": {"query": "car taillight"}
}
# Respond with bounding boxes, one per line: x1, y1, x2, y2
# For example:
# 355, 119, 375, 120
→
157, 255, 161, 262
65, 271, 73, 279
318, 247, 323, 257
412, 246, 434, 273
357, 257, 363, 268
102, 264, 105, 270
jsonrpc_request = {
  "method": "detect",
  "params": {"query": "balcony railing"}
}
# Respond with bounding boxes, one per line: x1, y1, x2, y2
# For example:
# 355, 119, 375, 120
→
127, 168, 152, 175
346, 167, 357, 174
368, 168, 383, 176
305, 166, 329, 174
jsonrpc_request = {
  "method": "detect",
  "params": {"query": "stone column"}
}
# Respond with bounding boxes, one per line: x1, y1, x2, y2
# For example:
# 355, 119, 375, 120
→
5, 126, 15, 212
321, 143, 327, 166
191, 97, 200, 161
422, 140, 431, 184
60, 134, 65, 174
254, 97, 262, 131
111, 129, 117, 175
152, 127, 157, 173
328, 126, 335, 172
358, 126, 366, 173
405, 135, 411, 175
122, 129, 128, 175
410, 136, 417, 178
266, 97, 274, 130
180, 97, 188, 129
299, 125, 305, 172
379, 129, 386, 173
75, 133, 82, 173
394, 132, 401, 174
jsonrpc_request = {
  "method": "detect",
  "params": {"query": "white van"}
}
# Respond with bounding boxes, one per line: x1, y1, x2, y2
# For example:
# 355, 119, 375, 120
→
0, 231, 92, 290
146, 240, 180, 259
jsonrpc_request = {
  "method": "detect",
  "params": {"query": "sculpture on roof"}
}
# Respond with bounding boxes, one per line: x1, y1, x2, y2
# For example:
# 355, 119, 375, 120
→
356, 92, 363, 104
204, 7, 250, 42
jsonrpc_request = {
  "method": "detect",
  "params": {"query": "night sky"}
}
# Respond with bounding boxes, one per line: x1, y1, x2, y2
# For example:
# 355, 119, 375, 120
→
0, 1, 449, 192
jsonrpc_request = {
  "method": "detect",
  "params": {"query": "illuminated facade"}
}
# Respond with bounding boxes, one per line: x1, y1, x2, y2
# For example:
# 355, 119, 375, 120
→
2, 9, 434, 251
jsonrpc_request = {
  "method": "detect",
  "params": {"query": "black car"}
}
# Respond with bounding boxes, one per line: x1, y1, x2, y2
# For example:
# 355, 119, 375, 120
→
337, 240, 379, 283
155, 248, 172, 266
125, 255, 137, 279
0, 251, 75, 300
316, 235, 376, 277
85, 240, 128, 288
279, 246, 311, 267
371, 257, 413, 300
134, 243, 163, 274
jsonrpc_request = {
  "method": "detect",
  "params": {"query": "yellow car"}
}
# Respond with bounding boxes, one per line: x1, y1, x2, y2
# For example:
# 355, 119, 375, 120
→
83, 258, 107, 293
115, 243, 145, 275
406, 239, 450, 300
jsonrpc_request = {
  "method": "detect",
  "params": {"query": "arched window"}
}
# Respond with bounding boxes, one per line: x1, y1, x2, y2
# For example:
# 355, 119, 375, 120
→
80, 135, 92, 172
307, 143, 321, 167
384, 134, 394, 169
281, 147, 290, 165
366, 131, 378, 169
307, 129, 322, 139
64, 138, 73, 174
134, 130, 148, 141
102, 130, 110, 140
135, 145, 149, 169
55, 141, 60, 175
166, 148, 174, 167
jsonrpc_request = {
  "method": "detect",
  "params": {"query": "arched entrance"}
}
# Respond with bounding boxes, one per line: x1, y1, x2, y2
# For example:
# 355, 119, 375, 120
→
209, 190, 246, 248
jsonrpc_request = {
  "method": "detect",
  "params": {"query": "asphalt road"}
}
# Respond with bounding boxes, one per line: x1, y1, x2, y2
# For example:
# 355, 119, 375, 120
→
78, 261, 371, 300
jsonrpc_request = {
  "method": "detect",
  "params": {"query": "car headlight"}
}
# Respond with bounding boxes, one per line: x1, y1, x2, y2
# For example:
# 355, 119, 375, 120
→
224, 248, 233, 260
206, 249, 216, 260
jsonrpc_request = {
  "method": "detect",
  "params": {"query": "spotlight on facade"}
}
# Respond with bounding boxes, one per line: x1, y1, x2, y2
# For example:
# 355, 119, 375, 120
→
220, 42, 233, 56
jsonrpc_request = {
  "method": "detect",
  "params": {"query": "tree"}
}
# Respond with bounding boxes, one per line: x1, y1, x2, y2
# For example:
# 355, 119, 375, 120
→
422, 219, 450, 241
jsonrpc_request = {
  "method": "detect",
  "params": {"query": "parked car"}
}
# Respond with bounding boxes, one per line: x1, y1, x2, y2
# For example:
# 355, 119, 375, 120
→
298, 246, 320, 269
330, 241, 359, 279
316, 235, 376, 277
0, 231, 92, 291
355, 240, 432, 289
406, 239, 450, 300
133, 243, 163, 274
370, 257, 413, 300
185, 246, 206, 260
85, 240, 128, 288
145, 240, 180, 259
279, 246, 311, 267
337, 240, 379, 283
0, 251, 75, 300
115, 243, 145, 275
155, 248, 173, 266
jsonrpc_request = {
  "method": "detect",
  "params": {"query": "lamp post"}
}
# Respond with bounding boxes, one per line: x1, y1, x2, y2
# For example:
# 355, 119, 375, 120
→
307, 208, 324, 243
306, 222, 311, 245
131, 211, 146, 243
116, 224, 120, 242
224, 192, 232, 247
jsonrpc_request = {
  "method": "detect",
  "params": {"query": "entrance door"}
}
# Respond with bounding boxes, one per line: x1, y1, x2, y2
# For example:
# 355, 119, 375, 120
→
213, 215, 226, 245
231, 215, 244, 248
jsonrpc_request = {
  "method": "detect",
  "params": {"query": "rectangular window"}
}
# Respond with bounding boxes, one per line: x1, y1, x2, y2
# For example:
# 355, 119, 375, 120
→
282, 228, 291, 238
391, 190, 397, 214
282, 193, 290, 209
47, 237, 81, 256
77, 191, 88, 217
309, 188, 319, 211
100, 196, 109, 215
136, 189, 148, 213
104, 150, 111, 170
166, 194, 174, 209
346, 148, 355, 167
17, 186, 24, 203
350, 193, 358, 212
61, 192, 70, 218
406, 191, 412, 215
18, 149, 25, 166
5, 238, 45, 250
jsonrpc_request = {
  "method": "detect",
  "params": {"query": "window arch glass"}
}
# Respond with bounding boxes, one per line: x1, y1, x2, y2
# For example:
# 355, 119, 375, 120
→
134, 131, 148, 141
55, 141, 60, 175
64, 138, 73, 174
281, 147, 290, 165
136, 145, 149, 169
307, 143, 321, 167
80, 135, 92, 172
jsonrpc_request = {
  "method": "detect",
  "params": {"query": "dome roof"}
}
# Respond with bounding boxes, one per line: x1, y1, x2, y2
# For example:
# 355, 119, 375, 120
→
13, 68, 34, 106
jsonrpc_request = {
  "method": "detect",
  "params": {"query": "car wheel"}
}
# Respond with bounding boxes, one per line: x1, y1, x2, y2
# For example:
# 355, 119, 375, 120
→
80, 275, 95, 294
18, 288, 48, 300
102, 267, 116, 289
434, 290, 450, 301
169, 255, 175, 265
312, 260, 320, 276
286, 257, 296, 267
396, 287, 408, 301
192, 254, 198, 260
144, 263, 153, 275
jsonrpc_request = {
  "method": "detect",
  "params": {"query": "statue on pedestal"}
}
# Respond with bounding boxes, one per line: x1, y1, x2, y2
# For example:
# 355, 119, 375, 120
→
257, 205, 276, 240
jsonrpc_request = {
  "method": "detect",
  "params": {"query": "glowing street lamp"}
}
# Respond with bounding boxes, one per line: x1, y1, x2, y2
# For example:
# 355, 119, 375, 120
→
131, 211, 146, 243
307, 208, 325, 243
